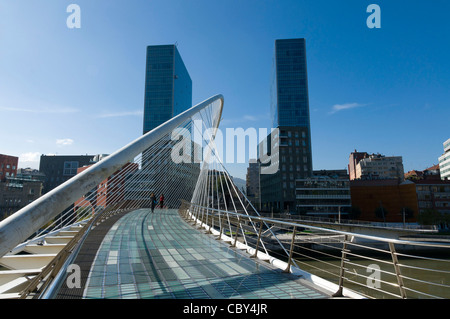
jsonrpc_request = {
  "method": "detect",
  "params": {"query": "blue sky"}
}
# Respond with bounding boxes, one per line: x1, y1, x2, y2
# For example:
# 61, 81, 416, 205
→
0, 0, 449, 179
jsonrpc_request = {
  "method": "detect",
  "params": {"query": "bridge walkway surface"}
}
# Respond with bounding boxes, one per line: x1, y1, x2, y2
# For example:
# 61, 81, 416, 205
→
55, 209, 331, 299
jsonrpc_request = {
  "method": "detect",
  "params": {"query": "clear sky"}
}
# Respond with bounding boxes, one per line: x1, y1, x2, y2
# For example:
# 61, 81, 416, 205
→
0, 0, 449, 180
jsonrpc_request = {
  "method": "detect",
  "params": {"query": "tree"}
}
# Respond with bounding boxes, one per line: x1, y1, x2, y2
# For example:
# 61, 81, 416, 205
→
417, 209, 441, 226
348, 206, 362, 220
401, 207, 414, 220
374, 206, 388, 222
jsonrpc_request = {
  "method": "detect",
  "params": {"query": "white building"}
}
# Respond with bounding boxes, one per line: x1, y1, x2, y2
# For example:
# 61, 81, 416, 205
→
439, 138, 450, 181
355, 153, 404, 180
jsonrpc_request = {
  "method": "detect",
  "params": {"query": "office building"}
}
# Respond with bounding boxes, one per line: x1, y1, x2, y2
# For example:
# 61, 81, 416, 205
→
295, 169, 351, 219
135, 45, 198, 208
0, 154, 18, 182
260, 38, 313, 213
143, 44, 192, 134
39, 154, 96, 194
0, 177, 43, 220
439, 138, 450, 180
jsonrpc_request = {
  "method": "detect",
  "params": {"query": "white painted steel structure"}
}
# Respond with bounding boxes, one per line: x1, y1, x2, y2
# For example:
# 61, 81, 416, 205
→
0, 94, 449, 299
0, 94, 223, 258
0, 95, 223, 298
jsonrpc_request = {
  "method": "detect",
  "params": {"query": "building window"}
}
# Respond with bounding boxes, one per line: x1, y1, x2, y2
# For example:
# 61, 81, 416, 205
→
63, 161, 79, 176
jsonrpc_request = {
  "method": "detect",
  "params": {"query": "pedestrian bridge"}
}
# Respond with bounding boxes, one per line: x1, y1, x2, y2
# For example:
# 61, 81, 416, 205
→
0, 95, 449, 300
56, 208, 331, 299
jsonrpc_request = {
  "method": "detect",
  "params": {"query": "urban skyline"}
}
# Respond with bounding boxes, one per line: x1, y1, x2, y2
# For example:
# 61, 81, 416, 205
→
0, 1, 449, 180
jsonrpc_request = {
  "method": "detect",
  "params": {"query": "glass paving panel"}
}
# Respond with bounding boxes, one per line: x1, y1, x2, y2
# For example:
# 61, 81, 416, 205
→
83, 209, 330, 299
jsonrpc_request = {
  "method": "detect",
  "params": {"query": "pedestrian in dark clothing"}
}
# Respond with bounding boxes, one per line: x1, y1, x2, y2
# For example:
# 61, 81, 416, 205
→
150, 192, 156, 213
159, 194, 164, 209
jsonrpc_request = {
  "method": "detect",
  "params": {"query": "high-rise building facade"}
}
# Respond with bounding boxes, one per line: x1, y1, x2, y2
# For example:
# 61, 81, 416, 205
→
260, 38, 313, 213
135, 45, 198, 208
271, 38, 312, 132
143, 44, 192, 134
439, 138, 450, 180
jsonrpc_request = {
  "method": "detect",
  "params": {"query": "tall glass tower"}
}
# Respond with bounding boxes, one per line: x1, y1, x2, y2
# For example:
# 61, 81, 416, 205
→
273, 38, 312, 176
271, 39, 311, 129
260, 38, 313, 213
134, 45, 198, 209
143, 45, 192, 134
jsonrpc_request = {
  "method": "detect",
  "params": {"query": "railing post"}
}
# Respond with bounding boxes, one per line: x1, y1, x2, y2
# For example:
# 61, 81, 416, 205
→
251, 221, 264, 259
232, 217, 241, 247
194, 206, 201, 224
208, 210, 213, 234
188, 205, 195, 223
217, 212, 226, 241
200, 206, 204, 228
283, 226, 297, 273
333, 235, 353, 297
389, 242, 407, 299
204, 206, 209, 230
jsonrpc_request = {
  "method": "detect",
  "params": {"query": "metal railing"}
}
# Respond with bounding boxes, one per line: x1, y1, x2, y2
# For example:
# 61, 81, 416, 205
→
179, 201, 450, 299
18, 207, 127, 299
272, 213, 438, 231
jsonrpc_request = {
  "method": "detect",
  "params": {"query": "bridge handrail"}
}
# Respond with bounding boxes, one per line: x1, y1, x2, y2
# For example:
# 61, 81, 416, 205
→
0, 95, 224, 258
280, 213, 437, 231
181, 202, 450, 299
186, 202, 450, 249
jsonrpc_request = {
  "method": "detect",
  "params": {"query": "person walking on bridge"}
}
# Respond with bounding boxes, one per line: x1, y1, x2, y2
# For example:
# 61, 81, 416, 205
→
159, 194, 165, 209
150, 192, 157, 213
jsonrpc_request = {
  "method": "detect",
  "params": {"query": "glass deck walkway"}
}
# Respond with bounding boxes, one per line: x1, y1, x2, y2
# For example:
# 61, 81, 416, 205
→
56, 209, 332, 299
